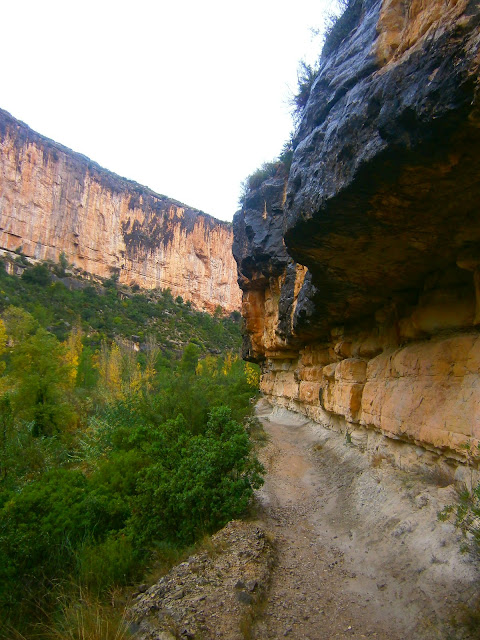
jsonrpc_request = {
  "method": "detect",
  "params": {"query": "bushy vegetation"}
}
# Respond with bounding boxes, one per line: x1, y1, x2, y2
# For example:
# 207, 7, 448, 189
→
0, 260, 262, 638
322, 0, 362, 58
439, 462, 480, 556
238, 1, 365, 205
238, 139, 294, 206
290, 60, 319, 123
288, 0, 363, 123
238, 161, 283, 205
0, 258, 241, 354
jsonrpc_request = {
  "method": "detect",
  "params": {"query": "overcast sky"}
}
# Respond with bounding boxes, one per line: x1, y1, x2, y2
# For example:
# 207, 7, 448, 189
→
1, 0, 332, 221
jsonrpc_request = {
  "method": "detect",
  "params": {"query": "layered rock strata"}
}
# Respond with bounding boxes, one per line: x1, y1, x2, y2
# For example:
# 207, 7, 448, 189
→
0, 109, 241, 313
234, 0, 480, 478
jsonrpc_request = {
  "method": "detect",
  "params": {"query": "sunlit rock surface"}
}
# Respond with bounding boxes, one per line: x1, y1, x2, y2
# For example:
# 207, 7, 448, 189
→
233, 0, 480, 473
0, 109, 241, 313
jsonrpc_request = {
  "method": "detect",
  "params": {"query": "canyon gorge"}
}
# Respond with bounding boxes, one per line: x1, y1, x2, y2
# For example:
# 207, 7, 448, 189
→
0, 108, 241, 313
0, 0, 477, 635
233, 0, 480, 484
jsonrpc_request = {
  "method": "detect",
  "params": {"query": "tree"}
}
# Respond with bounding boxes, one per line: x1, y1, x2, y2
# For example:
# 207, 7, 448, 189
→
180, 342, 200, 375
2, 307, 37, 345
10, 328, 77, 436
21, 263, 51, 286
54, 251, 69, 277
63, 324, 83, 388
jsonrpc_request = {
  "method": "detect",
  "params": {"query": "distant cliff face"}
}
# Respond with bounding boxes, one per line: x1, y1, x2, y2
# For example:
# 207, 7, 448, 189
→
0, 109, 241, 313
234, 0, 480, 479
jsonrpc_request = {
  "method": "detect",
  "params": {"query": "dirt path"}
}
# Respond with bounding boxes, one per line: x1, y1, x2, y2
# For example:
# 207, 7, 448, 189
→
252, 399, 479, 640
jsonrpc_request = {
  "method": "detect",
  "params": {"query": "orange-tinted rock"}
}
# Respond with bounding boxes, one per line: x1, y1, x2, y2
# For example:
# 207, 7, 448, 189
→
334, 358, 367, 383
0, 109, 241, 313
360, 334, 480, 450
298, 381, 322, 405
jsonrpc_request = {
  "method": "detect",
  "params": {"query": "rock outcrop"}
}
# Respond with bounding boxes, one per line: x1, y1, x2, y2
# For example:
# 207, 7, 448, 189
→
129, 521, 274, 639
234, 0, 480, 477
0, 109, 241, 313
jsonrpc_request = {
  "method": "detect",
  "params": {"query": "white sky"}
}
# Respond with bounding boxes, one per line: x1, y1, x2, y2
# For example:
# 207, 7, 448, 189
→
1, 0, 332, 221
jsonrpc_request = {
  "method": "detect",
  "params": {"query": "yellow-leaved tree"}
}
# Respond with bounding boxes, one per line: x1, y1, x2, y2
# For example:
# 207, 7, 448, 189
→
63, 324, 83, 388
96, 337, 159, 401
96, 341, 124, 401
244, 362, 260, 389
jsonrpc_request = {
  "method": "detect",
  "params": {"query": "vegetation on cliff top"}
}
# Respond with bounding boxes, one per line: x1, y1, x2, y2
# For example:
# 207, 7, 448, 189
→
0, 258, 262, 639
238, 0, 364, 207
238, 139, 293, 206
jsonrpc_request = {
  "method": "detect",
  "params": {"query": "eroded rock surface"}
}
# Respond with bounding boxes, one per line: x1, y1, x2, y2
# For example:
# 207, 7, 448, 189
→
233, 0, 480, 475
0, 109, 241, 312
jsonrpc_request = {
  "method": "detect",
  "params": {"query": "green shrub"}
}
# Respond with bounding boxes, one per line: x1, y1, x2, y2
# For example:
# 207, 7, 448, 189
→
247, 161, 282, 190
322, 0, 363, 58
131, 408, 264, 545
0, 469, 93, 612
439, 482, 480, 554
239, 156, 290, 205
75, 534, 138, 594
278, 138, 294, 170
9, 327, 77, 436
53, 252, 69, 277
291, 61, 319, 120
21, 263, 51, 286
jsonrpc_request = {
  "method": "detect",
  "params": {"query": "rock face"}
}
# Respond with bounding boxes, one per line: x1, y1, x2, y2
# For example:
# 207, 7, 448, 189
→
233, 0, 480, 471
0, 109, 241, 313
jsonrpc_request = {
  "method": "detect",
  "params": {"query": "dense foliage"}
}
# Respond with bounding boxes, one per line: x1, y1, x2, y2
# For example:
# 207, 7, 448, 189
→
0, 259, 262, 638
0, 257, 241, 353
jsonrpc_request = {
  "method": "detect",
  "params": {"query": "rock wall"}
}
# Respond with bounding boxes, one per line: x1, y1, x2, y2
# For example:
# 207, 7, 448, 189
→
233, 0, 480, 478
0, 109, 241, 313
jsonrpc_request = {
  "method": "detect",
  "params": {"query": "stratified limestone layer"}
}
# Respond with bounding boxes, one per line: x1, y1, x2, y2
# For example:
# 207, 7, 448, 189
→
233, 0, 480, 472
260, 320, 480, 460
0, 109, 241, 313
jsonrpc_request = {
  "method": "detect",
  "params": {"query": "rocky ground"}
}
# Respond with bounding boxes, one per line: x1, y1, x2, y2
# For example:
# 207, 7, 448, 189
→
129, 399, 480, 639
129, 520, 274, 639
251, 400, 479, 640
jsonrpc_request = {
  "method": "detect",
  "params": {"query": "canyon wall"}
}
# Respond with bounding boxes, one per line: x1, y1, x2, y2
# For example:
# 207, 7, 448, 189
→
0, 109, 241, 313
234, 0, 480, 480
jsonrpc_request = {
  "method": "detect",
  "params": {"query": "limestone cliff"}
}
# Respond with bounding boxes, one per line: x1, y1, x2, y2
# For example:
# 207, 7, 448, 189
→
234, 0, 480, 480
0, 109, 241, 313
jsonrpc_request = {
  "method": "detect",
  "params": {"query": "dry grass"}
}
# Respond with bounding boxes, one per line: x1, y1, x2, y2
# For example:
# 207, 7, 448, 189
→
139, 539, 198, 588
42, 589, 135, 640
0, 587, 137, 640
239, 595, 268, 640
